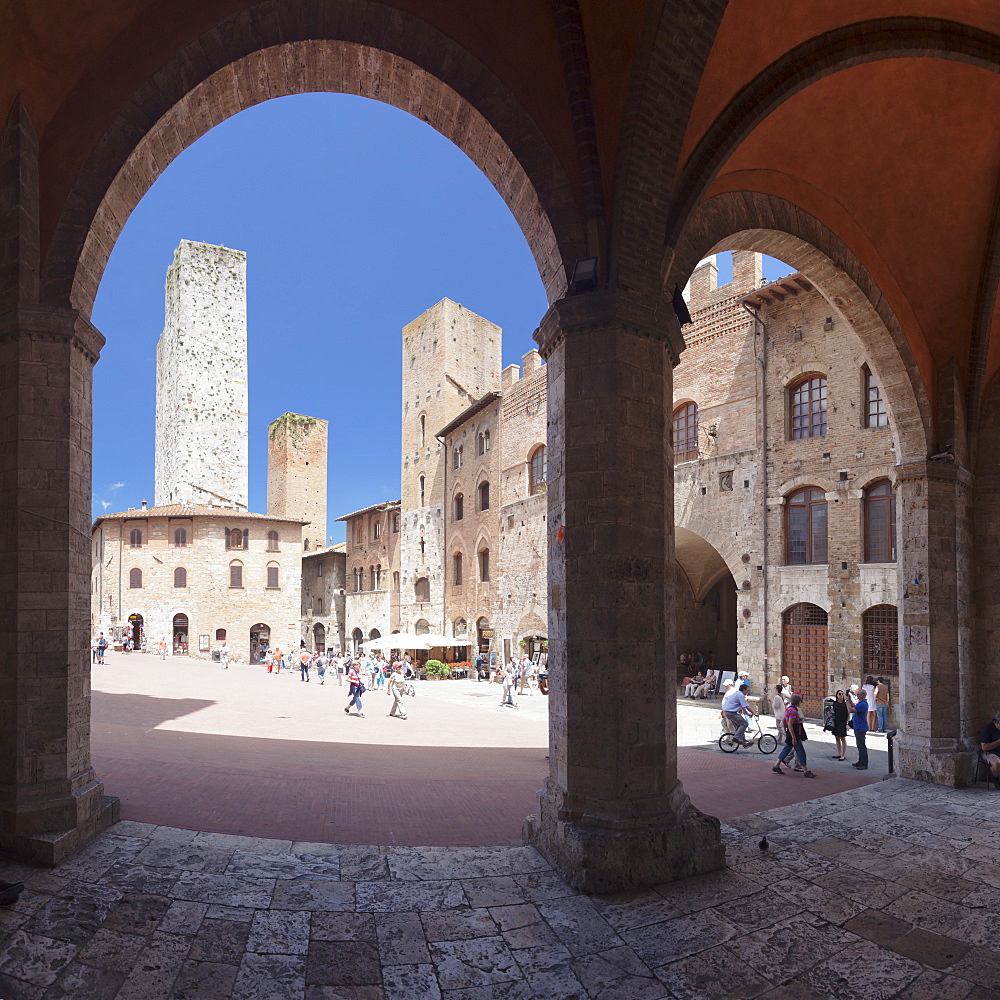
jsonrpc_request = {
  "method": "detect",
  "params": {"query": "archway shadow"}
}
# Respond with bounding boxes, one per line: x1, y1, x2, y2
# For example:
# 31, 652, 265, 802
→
91, 692, 216, 729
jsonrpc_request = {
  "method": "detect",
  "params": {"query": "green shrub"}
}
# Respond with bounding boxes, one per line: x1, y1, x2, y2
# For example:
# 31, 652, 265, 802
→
424, 659, 450, 677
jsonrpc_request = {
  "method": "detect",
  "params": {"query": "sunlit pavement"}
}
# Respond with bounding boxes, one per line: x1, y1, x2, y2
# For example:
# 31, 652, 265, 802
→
90, 652, 879, 846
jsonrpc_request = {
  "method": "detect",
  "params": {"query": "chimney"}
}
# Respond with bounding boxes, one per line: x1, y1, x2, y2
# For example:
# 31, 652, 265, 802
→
688, 256, 718, 305
141, 499, 148, 510
502, 364, 520, 389
522, 350, 542, 378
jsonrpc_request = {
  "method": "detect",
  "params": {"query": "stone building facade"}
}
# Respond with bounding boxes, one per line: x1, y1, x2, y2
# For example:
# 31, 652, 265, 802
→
672, 253, 898, 720
267, 412, 328, 550
154, 240, 249, 509
300, 544, 347, 653
92, 504, 305, 660
340, 501, 401, 648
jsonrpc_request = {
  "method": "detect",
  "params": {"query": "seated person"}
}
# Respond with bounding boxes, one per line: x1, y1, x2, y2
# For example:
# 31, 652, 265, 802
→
684, 671, 706, 697
694, 669, 717, 699
980, 711, 1000, 790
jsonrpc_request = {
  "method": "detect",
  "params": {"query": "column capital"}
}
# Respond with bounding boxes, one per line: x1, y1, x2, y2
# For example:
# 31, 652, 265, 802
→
893, 457, 973, 489
534, 289, 686, 366
0, 305, 105, 364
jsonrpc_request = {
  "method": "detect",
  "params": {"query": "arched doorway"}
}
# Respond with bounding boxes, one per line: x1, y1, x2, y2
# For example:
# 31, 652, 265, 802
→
127, 613, 144, 650
782, 604, 828, 719
369, 629, 381, 642
351, 628, 364, 655
313, 622, 326, 652
249, 623, 269, 664
172, 614, 189, 656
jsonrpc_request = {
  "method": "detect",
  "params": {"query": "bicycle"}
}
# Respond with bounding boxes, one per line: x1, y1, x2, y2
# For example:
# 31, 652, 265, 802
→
718, 713, 778, 754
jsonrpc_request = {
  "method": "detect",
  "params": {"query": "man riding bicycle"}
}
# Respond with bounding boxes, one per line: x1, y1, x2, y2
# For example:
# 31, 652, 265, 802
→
721, 682, 757, 747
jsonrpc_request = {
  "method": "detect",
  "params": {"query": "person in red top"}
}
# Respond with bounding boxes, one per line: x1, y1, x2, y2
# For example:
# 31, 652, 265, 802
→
345, 662, 364, 717
772, 693, 816, 778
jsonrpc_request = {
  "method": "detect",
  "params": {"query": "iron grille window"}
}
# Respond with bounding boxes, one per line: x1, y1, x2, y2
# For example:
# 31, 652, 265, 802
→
785, 487, 828, 564
863, 605, 898, 676
672, 403, 699, 462
789, 375, 827, 439
864, 366, 889, 428
864, 480, 896, 562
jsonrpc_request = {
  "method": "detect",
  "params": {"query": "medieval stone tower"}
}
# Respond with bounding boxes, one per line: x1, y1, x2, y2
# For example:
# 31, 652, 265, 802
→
267, 413, 328, 549
154, 240, 249, 509
399, 298, 501, 631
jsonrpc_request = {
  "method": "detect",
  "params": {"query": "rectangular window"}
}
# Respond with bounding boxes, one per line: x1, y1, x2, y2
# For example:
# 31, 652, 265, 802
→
455, 495, 464, 520
454, 553, 463, 585
479, 483, 490, 511
787, 506, 807, 564
810, 503, 828, 563
316, 597, 323, 615
479, 549, 490, 581
230, 564, 243, 588
316, 562, 323, 578
373, 521, 382, 539
267, 565, 279, 589
865, 368, 889, 428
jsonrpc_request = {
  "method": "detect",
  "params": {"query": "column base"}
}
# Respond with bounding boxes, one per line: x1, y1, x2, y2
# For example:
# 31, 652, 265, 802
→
523, 783, 724, 894
894, 731, 976, 787
1, 792, 120, 866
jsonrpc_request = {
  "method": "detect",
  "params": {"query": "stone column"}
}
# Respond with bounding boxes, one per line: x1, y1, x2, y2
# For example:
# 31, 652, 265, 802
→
0, 305, 119, 863
523, 290, 723, 892
893, 459, 975, 786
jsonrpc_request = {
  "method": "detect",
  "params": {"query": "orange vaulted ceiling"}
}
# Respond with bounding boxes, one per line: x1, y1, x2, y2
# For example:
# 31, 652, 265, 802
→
705, 57, 1000, 391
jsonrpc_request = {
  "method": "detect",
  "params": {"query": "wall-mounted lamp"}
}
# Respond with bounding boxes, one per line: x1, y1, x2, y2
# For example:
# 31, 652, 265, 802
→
569, 257, 599, 293
707, 424, 717, 437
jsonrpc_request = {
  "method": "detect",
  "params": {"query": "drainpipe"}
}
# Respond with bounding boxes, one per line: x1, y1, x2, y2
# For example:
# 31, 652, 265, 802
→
742, 301, 769, 687
437, 432, 447, 636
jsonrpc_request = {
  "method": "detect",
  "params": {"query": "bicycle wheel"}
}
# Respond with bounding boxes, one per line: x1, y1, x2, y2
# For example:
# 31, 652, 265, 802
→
758, 733, 778, 754
718, 733, 740, 753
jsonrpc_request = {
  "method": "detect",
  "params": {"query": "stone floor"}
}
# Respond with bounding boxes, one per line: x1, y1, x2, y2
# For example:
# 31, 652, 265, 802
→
1, 777, 998, 999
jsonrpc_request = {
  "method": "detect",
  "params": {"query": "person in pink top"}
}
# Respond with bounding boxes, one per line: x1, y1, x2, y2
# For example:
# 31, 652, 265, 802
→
345, 662, 364, 717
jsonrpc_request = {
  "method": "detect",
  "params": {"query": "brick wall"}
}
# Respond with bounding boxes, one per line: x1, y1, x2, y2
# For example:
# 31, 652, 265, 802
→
267, 413, 328, 548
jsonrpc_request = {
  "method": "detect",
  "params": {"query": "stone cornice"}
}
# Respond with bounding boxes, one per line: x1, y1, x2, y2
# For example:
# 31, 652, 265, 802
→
893, 458, 973, 489
534, 290, 686, 366
0, 306, 105, 363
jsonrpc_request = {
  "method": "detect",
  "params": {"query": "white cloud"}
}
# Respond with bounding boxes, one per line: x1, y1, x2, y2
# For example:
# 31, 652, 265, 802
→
100, 500, 111, 510
109, 482, 125, 492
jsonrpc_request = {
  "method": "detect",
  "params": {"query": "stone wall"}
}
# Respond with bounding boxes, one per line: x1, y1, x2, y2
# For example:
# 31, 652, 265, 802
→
301, 547, 346, 652
154, 240, 249, 509
268, 412, 328, 548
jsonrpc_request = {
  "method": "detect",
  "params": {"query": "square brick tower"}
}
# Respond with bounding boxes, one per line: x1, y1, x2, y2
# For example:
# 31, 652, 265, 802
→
399, 298, 501, 632
154, 240, 249, 509
267, 413, 328, 549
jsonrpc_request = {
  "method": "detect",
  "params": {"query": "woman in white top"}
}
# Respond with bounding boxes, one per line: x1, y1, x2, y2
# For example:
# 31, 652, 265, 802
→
772, 684, 786, 742
863, 675, 878, 731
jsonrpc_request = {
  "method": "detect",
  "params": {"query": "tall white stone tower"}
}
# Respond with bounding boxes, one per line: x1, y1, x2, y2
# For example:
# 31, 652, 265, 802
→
154, 240, 249, 509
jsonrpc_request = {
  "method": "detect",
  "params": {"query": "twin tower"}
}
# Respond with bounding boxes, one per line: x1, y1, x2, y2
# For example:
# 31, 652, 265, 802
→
153, 240, 327, 545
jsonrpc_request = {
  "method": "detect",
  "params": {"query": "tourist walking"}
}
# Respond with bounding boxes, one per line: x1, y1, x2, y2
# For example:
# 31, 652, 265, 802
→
829, 689, 849, 760
96, 633, 108, 664
772, 684, 786, 742
772, 693, 817, 777
851, 687, 870, 769
158, 636, 168, 660
345, 661, 365, 717
265, 650, 274, 673
501, 659, 518, 707
220, 642, 230, 669
299, 647, 311, 682
387, 662, 408, 719
315, 653, 326, 684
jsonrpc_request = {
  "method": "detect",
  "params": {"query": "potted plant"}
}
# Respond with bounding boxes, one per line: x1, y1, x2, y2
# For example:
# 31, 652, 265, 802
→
424, 659, 450, 680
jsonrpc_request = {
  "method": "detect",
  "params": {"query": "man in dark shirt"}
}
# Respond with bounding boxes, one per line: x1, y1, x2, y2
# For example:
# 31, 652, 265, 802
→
980, 712, 1000, 790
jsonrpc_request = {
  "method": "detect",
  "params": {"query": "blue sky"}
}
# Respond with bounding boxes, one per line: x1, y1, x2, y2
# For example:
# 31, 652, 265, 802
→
91, 93, 789, 541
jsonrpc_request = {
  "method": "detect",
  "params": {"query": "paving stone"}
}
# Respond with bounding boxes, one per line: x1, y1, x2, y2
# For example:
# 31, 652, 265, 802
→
102, 862, 181, 896
189, 919, 252, 964
232, 953, 307, 1000
422, 908, 498, 942
489, 904, 541, 933
429, 936, 521, 989
621, 908, 737, 966
387, 848, 549, 882
75, 927, 147, 973
205, 905, 257, 923
843, 908, 913, 945
42, 961, 126, 1000
501, 919, 560, 951
0, 929, 79, 987
309, 912, 377, 942
461, 877, 529, 908
652, 869, 760, 913
569, 945, 666, 1000
655, 942, 771, 1000
754, 982, 828, 1000
435, 983, 532, 1000
159, 900, 209, 935
513, 871, 576, 902
536, 895, 622, 956
112, 820, 158, 839
356, 880, 467, 912
227, 851, 340, 881
103, 892, 173, 935
22, 882, 122, 944
890, 927, 971, 969
772, 876, 868, 925
115, 931, 193, 1000
304, 988, 385, 1000
246, 909, 311, 955
339, 848, 391, 882
508, 943, 586, 999
191, 833, 292, 854
173, 873, 275, 909
135, 843, 237, 874
382, 963, 442, 1000
739, 915, 856, 985
802, 936, 924, 1000
171, 960, 240, 1000
377, 912, 431, 964
270, 879, 355, 911
306, 941, 382, 986
291, 842, 341, 856
903, 969, 979, 1000
947, 946, 1000, 989
812, 866, 908, 908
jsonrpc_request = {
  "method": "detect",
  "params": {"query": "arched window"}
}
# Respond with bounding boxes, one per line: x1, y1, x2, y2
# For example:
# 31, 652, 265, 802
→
453, 446, 463, 470
129, 567, 142, 589
304, 538, 310, 551
454, 493, 464, 521
672, 403, 699, 462
454, 617, 468, 637
368, 565, 376, 590
478, 429, 491, 454
789, 375, 828, 439
216, 628, 226, 641
419, 475, 425, 506
354, 567, 363, 591
420, 414, 426, 447
173, 567, 187, 588
415, 577, 430, 603
863, 605, 899, 676
313, 622, 326, 649
785, 487, 828, 564
415, 619, 430, 635
316, 597, 324, 615
129, 528, 143, 548
453, 552, 463, 585
479, 548, 490, 582
374, 564, 382, 589
393, 513, 400, 533
479, 481, 490, 511
266, 562, 279, 589
229, 561, 243, 588
355, 523, 363, 544
864, 480, 896, 562
529, 445, 547, 494
173, 527, 187, 547
267, 530, 279, 551
226, 527, 248, 550
373, 520, 382, 540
